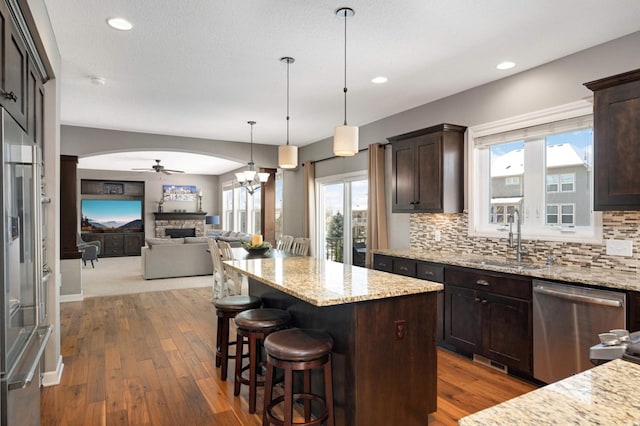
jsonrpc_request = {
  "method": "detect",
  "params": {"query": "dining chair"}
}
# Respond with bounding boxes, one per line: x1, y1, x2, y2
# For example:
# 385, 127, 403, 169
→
291, 237, 310, 256
276, 235, 294, 252
209, 238, 241, 299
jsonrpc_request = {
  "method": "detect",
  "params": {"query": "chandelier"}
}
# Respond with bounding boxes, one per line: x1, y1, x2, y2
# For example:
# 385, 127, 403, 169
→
236, 121, 269, 195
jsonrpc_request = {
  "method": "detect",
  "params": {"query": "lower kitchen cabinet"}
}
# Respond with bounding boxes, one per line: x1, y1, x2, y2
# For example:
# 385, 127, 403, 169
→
373, 254, 445, 343
82, 232, 144, 257
444, 266, 532, 374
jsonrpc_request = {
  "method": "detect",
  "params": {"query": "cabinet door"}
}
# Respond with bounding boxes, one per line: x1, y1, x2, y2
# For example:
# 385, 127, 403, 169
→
103, 234, 124, 256
482, 293, 532, 373
2, 17, 28, 129
392, 139, 417, 212
124, 233, 143, 255
444, 285, 481, 354
592, 78, 640, 210
415, 134, 442, 211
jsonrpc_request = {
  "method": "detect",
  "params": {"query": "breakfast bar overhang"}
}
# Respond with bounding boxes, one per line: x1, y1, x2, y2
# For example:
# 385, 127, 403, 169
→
225, 256, 443, 426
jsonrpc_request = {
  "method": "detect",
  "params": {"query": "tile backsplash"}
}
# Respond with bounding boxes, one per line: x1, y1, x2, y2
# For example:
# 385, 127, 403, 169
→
410, 212, 640, 273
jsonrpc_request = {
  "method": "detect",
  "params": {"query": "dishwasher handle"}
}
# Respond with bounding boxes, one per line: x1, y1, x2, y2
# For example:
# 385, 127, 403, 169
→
533, 285, 622, 308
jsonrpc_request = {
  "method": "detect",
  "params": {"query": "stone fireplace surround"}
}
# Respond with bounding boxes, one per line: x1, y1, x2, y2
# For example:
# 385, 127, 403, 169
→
153, 212, 206, 238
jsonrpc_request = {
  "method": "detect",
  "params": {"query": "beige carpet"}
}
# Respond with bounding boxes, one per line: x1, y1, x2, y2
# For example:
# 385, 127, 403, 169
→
81, 256, 213, 298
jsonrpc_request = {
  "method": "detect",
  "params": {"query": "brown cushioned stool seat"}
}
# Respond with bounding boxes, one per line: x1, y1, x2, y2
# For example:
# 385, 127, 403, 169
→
233, 308, 291, 413
214, 295, 262, 381
263, 328, 335, 426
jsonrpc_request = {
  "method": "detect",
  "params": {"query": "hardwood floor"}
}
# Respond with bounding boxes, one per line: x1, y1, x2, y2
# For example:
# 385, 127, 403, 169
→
41, 288, 536, 425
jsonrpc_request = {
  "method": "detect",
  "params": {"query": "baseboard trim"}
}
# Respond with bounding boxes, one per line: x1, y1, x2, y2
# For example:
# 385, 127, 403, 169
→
60, 291, 84, 303
42, 355, 64, 387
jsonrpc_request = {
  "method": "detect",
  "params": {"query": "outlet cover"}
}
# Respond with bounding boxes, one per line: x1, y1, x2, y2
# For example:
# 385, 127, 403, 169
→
434, 230, 441, 242
606, 239, 633, 257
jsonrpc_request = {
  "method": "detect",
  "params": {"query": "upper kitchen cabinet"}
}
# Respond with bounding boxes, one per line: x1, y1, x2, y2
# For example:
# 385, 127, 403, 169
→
0, 0, 28, 129
388, 123, 466, 213
585, 69, 640, 211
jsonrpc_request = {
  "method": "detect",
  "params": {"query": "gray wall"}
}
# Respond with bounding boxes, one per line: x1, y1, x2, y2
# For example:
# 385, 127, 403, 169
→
283, 31, 640, 248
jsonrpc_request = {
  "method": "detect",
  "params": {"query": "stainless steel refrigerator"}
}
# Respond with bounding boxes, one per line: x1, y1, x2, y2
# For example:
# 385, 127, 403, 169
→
0, 108, 51, 426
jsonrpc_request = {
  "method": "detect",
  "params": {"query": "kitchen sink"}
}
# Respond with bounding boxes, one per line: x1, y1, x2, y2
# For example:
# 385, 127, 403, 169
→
467, 259, 545, 271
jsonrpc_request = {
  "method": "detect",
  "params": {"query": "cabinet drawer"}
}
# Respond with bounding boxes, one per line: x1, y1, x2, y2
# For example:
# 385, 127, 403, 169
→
393, 258, 416, 277
416, 262, 444, 283
373, 254, 393, 272
445, 267, 531, 300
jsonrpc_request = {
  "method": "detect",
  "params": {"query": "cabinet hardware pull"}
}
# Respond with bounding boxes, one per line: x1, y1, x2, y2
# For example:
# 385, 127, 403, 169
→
423, 271, 434, 276
399, 266, 408, 271
1, 90, 18, 102
474, 297, 481, 302
481, 299, 488, 304
476, 279, 489, 286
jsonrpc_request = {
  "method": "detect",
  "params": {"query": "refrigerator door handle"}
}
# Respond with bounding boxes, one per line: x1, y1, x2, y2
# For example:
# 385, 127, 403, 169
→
7, 325, 52, 390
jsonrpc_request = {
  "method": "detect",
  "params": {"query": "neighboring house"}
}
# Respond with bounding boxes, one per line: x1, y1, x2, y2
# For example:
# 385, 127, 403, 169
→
490, 144, 591, 226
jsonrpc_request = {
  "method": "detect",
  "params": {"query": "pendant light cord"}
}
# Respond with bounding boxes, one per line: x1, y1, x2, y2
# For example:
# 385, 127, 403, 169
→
343, 8, 348, 126
286, 60, 290, 145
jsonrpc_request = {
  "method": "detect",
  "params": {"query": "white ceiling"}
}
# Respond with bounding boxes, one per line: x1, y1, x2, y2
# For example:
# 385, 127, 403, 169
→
46, 0, 640, 174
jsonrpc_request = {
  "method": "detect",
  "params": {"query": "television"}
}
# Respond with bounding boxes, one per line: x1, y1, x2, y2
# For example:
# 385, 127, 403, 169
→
81, 199, 143, 232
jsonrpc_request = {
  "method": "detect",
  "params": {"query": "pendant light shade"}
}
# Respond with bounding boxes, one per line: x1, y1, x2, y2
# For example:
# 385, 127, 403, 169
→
278, 56, 298, 169
333, 7, 359, 157
278, 144, 298, 169
333, 124, 359, 156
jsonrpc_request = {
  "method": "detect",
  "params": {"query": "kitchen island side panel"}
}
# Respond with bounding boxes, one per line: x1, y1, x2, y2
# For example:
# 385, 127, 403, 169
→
249, 279, 437, 426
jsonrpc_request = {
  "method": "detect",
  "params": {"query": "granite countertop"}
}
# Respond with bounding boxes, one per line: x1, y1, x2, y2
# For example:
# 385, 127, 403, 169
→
224, 256, 443, 307
459, 358, 640, 425
374, 248, 640, 292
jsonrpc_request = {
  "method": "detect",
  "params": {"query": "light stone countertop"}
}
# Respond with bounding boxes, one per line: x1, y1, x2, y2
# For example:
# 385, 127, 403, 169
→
459, 358, 640, 425
374, 248, 640, 292
224, 256, 443, 307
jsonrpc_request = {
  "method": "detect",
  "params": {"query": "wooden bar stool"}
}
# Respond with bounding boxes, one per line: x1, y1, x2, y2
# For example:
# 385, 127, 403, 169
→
234, 308, 291, 413
263, 328, 335, 426
214, 295, 262, 381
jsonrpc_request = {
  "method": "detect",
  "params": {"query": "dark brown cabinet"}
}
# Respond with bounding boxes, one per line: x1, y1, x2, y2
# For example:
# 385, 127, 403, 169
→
388, 123, 466, 213
585, 69, 640, 210
444, 267, 532, 374
373, 254, 445, 343
0, 0, 28, 129
82, 232, 144, 257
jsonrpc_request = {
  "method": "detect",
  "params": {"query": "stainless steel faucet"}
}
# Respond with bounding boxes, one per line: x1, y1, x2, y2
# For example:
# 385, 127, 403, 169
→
507, 209, 527, 262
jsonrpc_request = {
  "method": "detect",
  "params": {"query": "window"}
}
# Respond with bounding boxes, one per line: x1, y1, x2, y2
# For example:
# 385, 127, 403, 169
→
505, 177, 520, 185
222, 181, 262, 234
468, 101, 601, 242
546, 204, 574, 225
547, 174, 575, 193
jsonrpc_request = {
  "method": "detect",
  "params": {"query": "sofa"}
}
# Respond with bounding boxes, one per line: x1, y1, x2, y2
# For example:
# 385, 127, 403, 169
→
141, 237, 213, 279
207, 230, 252, 247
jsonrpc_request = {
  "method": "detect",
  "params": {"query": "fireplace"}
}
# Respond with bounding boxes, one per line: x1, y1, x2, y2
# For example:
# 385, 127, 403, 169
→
165, 228, 196, 238
153, 212, 207, 238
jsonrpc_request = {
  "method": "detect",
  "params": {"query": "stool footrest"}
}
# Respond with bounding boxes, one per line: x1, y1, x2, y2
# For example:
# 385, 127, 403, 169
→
265, 394, 328, 426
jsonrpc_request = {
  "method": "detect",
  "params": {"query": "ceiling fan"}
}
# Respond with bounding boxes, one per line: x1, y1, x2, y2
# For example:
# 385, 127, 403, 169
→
132, 159, 185, 175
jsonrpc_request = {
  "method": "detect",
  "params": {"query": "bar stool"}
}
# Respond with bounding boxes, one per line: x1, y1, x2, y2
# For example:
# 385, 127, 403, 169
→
214, 295, 262, 381
263, 328, 335, 426
234, 308, 291, 413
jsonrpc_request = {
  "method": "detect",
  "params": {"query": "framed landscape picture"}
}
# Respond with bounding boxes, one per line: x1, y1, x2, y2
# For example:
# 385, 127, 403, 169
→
163, 185, 197, 201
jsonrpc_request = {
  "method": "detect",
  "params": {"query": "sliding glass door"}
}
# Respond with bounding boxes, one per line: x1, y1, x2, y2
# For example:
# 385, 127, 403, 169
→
316, 173, 367, 265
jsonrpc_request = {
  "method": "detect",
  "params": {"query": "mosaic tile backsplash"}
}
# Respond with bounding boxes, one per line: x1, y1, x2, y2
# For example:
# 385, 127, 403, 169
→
409, 212, 640, 273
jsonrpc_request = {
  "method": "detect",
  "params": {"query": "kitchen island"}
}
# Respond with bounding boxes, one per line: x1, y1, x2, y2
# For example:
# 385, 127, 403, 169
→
224, 256, 443, 426
459, 358, 640, 425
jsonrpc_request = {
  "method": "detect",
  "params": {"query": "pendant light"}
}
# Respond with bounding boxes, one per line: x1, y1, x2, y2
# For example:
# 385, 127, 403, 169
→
333, 7, 358, 157
235, 121, 269, 195
278, 56, 298, 169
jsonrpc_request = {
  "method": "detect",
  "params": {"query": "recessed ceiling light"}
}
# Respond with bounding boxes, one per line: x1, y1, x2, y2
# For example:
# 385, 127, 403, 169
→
90, 77, 106, 86
107, 17, 133, 31
371, 76, 388, 84
496, 61, 515, 70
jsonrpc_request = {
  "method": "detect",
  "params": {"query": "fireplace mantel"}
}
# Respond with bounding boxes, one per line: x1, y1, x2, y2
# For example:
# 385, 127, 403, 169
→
153, 212, 207, 220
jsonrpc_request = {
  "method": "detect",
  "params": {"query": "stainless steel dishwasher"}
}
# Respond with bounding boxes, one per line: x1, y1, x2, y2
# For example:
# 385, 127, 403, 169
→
533, 280, 626, 384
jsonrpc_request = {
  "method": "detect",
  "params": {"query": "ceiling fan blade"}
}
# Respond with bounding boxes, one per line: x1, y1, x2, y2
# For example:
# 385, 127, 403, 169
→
164, 169, 184, 173
162, 170, 172, 175
132, 168, 154, 171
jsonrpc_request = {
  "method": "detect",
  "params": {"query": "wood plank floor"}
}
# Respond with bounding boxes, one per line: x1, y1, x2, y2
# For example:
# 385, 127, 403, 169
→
41, 288, 536, 425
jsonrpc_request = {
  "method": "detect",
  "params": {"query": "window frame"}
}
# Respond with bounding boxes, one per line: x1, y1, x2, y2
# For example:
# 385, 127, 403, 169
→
467, 100, 602, 243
